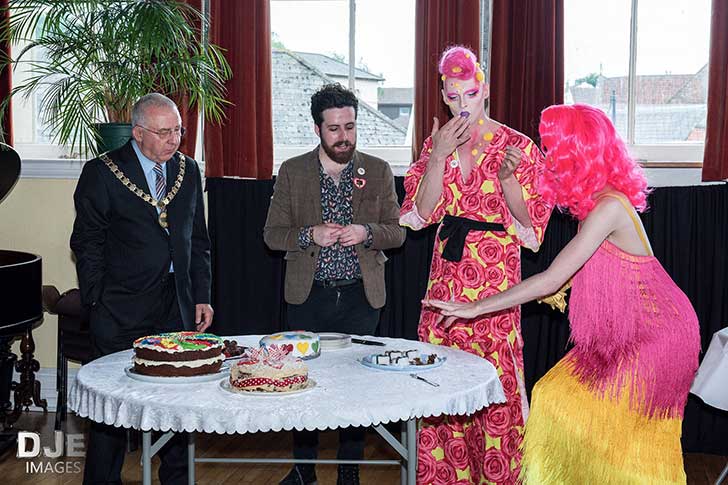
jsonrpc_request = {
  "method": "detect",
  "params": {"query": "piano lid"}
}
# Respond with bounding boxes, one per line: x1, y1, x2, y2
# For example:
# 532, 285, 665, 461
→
0, 251, 42, 331
0, 145, 42, 333
0, 142, 20, 205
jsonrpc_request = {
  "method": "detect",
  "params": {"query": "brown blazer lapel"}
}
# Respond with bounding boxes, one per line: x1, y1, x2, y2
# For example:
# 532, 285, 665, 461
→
351, 151, 365, 218
304, 148, 323, 224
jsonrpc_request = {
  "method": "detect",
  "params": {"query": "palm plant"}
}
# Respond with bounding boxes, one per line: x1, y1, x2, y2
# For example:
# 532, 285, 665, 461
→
0, 0, 232, 155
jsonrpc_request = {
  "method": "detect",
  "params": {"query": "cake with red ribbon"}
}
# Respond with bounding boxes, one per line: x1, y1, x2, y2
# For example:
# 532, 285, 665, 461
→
229, 346, 309, 392
132, 331, 224, 377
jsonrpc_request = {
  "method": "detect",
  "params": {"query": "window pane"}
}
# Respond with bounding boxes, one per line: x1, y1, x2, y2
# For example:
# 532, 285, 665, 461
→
11, 19, 76, 158
356, 0, 414, 145
270, 1, 348, 147
564, 0, 631, 140
10, 38, 55, 145
270, 0, 409, 148
634, 0, 710, 144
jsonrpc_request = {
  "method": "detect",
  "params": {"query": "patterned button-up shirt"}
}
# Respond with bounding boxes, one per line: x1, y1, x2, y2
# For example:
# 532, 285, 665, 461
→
297, 161, 372, 281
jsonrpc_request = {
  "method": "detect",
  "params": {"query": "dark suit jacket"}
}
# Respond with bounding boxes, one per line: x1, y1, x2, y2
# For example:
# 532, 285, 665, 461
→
70, 141, 211, 340
263, 148, 405, 308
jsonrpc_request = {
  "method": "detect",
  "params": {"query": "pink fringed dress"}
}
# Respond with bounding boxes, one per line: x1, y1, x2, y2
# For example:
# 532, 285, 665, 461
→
521, 195, 701, 484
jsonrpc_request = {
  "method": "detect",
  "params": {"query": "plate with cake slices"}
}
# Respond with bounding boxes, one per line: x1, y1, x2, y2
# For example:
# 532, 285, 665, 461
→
222, 339, 249, 361
359, 350, 446, 372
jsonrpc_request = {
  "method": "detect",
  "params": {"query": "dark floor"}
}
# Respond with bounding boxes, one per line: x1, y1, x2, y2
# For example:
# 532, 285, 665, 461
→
0, 411, 725, 484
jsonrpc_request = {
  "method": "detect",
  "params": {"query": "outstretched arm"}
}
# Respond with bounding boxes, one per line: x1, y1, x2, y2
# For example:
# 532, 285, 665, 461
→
425, 198, 625, 321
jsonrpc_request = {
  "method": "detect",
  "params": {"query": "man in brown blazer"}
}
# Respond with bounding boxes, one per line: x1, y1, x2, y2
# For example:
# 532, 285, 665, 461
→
264, 83, 405, 485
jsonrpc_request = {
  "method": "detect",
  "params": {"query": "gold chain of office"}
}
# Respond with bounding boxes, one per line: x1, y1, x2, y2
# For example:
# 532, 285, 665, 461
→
100, 152, 186, 229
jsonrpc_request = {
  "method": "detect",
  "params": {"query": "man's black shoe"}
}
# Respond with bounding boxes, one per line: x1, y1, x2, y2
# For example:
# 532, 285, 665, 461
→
279, 465, 318, 485
337, 464, 360, 485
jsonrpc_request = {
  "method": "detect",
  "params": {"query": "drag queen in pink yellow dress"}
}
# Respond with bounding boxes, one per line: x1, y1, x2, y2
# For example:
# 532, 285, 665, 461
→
426, 104, 700, 484
400, 46, 551, 485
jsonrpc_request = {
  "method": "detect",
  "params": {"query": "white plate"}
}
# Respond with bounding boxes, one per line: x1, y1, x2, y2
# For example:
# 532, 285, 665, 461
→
318, 332, 352, 350
124, 365, 229, 384
219, 378, 316, 396
359, 353, 446, 372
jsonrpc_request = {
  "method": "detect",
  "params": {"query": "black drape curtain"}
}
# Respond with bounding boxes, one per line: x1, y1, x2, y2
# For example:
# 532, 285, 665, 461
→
641, 185, 728, 454
206, 178, 286, 334
207, 178, 728, 454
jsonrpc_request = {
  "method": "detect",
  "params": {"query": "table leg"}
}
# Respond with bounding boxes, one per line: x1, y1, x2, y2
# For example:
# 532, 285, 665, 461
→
142, 431, 152, 485
400, 422, 407, 485
716, 460, 728, 485
188, 433, 196, 485
407, 418, 417, 485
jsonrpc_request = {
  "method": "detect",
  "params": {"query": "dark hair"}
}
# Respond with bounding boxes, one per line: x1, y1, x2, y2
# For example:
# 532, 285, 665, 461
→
310, 83, 358, 127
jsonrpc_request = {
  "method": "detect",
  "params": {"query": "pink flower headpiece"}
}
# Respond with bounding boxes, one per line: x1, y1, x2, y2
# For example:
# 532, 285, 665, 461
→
438, 46, 485, 83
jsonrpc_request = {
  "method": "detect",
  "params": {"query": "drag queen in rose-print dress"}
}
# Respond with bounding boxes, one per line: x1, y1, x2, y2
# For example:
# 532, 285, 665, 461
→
399, 46, 551, 485
426, 104, 700, 485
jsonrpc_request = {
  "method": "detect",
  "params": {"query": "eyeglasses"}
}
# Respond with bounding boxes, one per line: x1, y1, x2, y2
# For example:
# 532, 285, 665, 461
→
136, 125, 186, 140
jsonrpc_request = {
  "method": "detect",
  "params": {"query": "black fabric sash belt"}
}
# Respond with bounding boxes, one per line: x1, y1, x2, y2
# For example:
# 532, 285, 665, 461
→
439, 215, 506, 262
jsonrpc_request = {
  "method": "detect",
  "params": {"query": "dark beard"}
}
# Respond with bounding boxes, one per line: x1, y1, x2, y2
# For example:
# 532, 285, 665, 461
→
321, 139, 356, 164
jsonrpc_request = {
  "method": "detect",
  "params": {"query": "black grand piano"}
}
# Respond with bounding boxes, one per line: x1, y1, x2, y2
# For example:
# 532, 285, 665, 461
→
0, 143, 46, 454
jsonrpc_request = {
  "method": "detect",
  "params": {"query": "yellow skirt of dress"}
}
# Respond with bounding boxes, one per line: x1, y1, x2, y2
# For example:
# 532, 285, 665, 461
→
521, 358, 686, 485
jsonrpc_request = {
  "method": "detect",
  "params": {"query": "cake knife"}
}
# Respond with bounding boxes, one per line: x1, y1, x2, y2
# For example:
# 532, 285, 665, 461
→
351, 338, 385, 346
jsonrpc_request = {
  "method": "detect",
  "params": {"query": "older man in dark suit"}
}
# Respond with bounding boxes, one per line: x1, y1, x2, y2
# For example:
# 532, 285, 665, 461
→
71, 93, 212, 485
264, 83, 406, 485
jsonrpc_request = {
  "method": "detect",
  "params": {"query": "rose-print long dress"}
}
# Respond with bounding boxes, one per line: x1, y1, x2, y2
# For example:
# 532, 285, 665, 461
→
400, 126, 551, 485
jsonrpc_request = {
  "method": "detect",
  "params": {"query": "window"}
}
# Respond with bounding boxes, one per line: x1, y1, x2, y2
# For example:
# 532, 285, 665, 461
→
564, 0, 710, 162
9, 10, 207, 169
11, 34, 79, 160
270, 0, 415, 173
399, 106, 411, 116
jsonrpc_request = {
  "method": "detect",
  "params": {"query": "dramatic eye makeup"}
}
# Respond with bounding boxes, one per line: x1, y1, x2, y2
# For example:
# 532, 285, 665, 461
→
465, 89, 479, 97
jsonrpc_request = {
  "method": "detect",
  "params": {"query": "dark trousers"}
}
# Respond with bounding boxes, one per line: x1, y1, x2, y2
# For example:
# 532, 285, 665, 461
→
83, 275, 189, 485
287, 280, 380, 461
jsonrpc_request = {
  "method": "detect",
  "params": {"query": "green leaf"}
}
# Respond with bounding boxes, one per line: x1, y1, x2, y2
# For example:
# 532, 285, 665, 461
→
1, 0, 232, 154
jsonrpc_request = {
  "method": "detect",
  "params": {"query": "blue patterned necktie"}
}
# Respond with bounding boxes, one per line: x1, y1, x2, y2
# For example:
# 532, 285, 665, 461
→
153, 164, 166, 201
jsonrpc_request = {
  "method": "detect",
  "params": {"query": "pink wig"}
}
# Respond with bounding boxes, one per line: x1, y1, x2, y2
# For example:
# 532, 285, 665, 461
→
439, 46, 483, 82
538, 104, 649, 220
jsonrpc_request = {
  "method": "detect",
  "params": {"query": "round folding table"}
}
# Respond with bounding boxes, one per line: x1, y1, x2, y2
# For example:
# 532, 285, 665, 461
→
70, 335, 506, 485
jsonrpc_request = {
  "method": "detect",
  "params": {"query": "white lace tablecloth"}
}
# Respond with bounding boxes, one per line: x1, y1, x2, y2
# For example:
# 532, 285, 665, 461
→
69, 335, 505, 434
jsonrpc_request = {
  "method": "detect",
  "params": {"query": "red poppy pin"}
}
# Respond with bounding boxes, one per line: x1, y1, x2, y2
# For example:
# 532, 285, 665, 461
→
353, 177, 366, 189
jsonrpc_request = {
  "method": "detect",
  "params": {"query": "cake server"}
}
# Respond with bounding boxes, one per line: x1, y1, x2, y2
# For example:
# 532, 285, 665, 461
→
410, 373, 439, 387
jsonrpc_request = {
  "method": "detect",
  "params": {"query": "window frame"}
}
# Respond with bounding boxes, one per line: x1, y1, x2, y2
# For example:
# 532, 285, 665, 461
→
600, 0, 707, 163
269, 0, 414, 176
